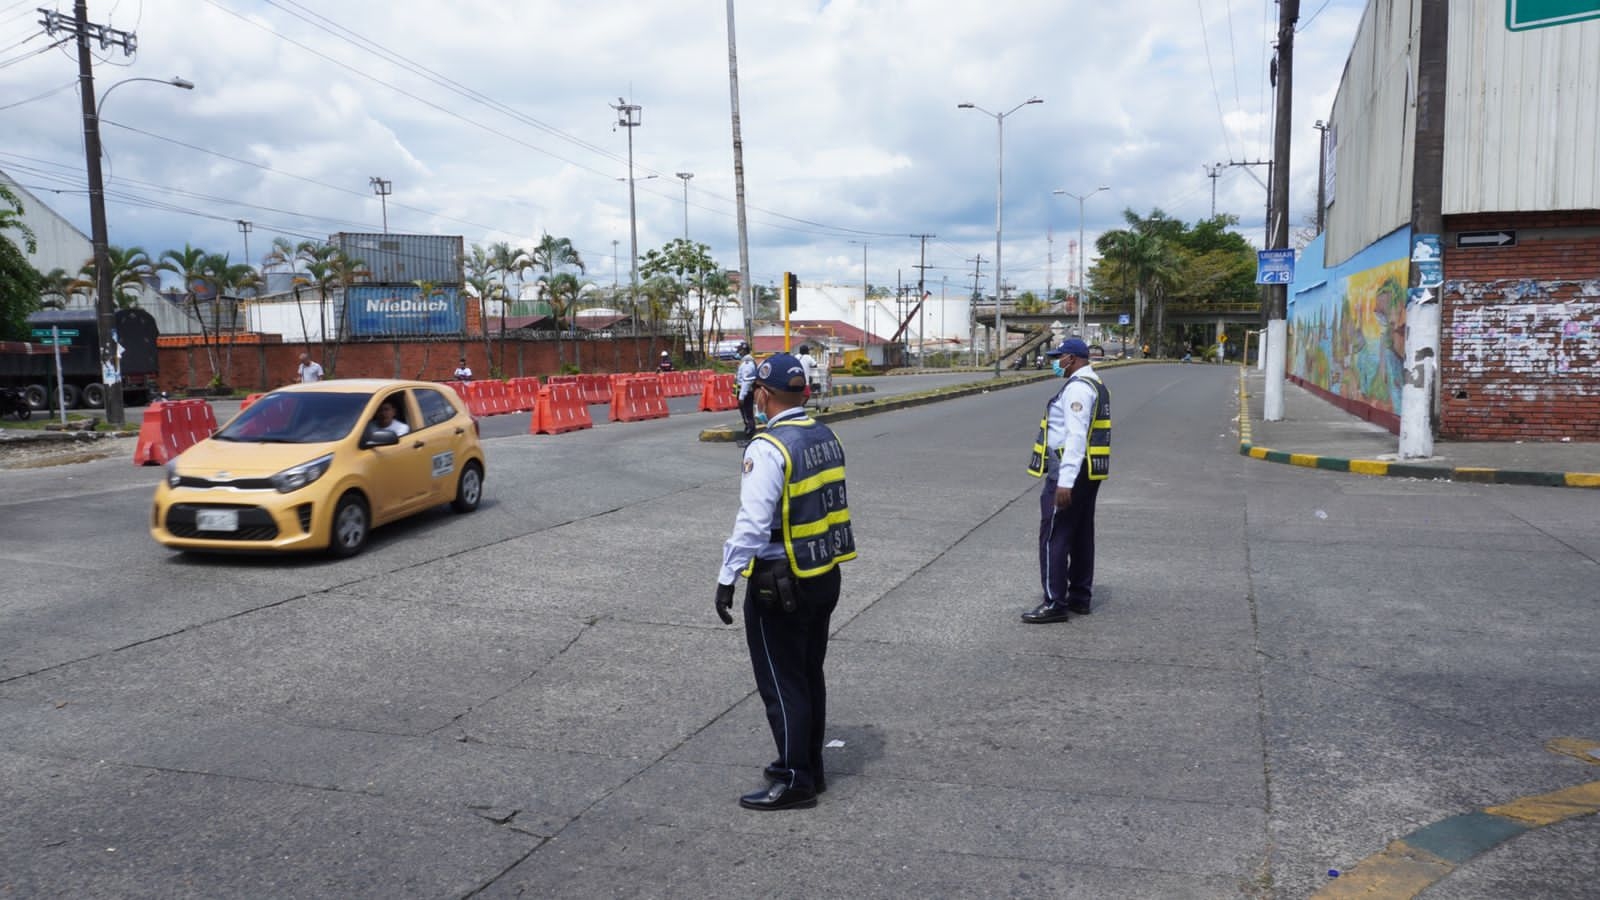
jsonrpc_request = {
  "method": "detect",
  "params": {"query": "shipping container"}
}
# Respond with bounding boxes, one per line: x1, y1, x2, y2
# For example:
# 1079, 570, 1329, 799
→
345, 285, 464, 337
330, 233, 463, 285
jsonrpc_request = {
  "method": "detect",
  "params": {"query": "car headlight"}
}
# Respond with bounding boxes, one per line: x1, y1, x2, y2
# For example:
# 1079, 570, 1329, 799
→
164, 460, 181, 488
270, 453, 335, 494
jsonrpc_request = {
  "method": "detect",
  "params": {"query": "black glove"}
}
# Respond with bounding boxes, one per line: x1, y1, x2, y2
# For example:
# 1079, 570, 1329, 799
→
714, 582, 736, 624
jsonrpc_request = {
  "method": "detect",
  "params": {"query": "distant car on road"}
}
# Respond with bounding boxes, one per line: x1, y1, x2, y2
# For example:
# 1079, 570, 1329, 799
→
151, 379, 486, 557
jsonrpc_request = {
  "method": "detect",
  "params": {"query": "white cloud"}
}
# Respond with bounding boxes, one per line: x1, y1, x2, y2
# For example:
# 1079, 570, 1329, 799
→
0, 0, 1368, 299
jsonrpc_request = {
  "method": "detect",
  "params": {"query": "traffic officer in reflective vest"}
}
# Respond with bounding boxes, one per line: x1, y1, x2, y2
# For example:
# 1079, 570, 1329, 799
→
714, 352, 856, 810
1024, 338, 1110, 623
735, 342, 758, 442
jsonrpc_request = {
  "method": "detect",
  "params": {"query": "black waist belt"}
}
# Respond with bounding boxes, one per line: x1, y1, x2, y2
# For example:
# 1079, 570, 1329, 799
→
751, 556, 790, 574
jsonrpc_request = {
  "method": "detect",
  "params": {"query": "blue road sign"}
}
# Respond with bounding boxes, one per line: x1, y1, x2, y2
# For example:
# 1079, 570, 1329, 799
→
1256, 249, 1296, 285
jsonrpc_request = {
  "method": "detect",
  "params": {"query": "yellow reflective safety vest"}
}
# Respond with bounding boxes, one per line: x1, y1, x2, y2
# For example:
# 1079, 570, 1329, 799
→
745, 415, 857, 578
1027, 372, 1111, 481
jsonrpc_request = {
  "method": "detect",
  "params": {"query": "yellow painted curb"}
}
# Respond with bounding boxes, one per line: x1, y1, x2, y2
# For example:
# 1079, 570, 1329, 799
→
1350, 459, 1390, 476
1485, 781, 1600, 828
1567, 472, 1600, 488
1311, 840, 1453, 899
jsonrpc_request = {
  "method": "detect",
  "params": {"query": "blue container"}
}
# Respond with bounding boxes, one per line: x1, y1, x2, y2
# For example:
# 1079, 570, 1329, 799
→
345, 285, 464, 337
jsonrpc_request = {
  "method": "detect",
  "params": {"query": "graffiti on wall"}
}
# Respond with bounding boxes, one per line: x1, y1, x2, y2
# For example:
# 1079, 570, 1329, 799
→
1445, 278, 1600, 400
1289, 257, 1410, 412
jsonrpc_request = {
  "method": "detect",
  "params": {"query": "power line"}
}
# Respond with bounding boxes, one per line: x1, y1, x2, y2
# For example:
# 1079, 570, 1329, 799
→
0, 78, 73, 110
1196, 0, 1236, 160
1298, 0, 1334, 32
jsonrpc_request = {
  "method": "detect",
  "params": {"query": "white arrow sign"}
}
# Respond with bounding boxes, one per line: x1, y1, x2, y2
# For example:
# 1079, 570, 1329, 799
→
1457, 231, 1517, 248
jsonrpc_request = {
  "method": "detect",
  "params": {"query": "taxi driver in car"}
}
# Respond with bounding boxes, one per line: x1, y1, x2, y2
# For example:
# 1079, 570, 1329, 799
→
373, 398, 410, 437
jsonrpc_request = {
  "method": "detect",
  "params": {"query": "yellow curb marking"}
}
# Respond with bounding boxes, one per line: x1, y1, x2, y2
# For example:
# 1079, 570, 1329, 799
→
1566, 472, 1600, 488
1485, 781, 1600, 828
1250, 447, 1269, 460
1289, 453, 1320, 468
1312, 739, 1600, 899
1311, 840, 1454, 899
1349, 459, 1390, 476
1546, 737, 1600, 765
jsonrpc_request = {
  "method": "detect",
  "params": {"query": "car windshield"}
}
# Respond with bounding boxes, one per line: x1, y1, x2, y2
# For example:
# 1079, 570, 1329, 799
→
214, 392, 371, 444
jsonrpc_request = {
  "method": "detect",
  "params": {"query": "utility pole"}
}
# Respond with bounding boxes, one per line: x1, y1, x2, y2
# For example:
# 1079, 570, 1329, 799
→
1204, 163, 1225, 218
1263, 0, 1298, 421
369, 177, 392, 233
611, 98, 642, 358
1400, 0, 1449, 458
724, 0, 754, 344
912, 233, 934, 364
1045, 225, 1054, 302
45, 2, 134, 425
968, 254, 986, 367
1312, 122, 1329, 234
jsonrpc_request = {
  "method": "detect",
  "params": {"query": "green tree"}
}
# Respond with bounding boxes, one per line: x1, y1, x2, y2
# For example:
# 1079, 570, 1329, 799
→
262, 239, 367, 373
464, 244, 502, 369
526, 235, 585, 370
77, 244, 154, 309
39, 268, 83, 309
157, 244, 223, 379
640, 238, 719, 358
541, 271, 590, 370
0, 183, 44, 340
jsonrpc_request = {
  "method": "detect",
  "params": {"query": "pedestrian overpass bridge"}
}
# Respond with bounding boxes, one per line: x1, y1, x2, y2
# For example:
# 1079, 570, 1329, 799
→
970, 302, 1263, 365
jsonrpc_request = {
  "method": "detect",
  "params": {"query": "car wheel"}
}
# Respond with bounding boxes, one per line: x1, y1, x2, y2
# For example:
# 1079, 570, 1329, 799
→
59, 383, 81, 410
452, 461, 483, 513
81, 382, 106, 408
329, 492, 370, 557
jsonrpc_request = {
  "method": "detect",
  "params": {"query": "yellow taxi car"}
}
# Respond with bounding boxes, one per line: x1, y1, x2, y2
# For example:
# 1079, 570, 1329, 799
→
151, 379, 486, 556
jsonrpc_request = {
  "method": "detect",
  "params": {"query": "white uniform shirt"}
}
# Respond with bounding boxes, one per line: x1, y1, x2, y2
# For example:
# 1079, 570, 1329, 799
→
1046, 362, 1101, 487
735, 355, 757, 400
453, 365, 473, 381
381, 419, 410, 437
298, 361, 323, 383
718, 406, 807, 584
798, 352, 819, 385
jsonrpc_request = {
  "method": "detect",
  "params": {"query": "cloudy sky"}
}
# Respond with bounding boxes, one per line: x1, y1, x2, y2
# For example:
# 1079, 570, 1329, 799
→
2, 0, 1365, 299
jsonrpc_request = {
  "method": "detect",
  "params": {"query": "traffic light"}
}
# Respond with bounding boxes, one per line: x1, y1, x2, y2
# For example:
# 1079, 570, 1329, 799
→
784, 272, 799, 313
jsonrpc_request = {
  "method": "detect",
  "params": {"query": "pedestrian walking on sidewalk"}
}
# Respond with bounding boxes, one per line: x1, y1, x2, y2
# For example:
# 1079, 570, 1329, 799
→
1023, 338, 1111, 623
714, 352, 856, 811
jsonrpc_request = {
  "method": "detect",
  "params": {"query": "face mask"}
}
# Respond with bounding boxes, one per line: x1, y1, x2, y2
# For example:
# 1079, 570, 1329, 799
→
754, 387, 768, 424
755, 410, 769, 425
1051, 359, 1065, 377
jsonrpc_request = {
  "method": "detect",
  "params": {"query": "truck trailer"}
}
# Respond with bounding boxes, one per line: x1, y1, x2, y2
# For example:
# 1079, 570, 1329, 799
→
0, 308, 160, 410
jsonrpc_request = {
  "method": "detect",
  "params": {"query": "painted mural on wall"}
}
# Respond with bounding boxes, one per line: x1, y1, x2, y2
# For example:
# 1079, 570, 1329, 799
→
1287, 228, 1411, 414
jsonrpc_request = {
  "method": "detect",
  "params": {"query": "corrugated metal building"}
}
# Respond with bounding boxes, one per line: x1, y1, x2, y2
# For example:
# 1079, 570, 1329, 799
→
1303, 0, 1600, 441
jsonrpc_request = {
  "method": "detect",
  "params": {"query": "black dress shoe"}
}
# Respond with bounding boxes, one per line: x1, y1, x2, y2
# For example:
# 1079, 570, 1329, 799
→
739, 782, 817, 811
1021, 602, 1071, 624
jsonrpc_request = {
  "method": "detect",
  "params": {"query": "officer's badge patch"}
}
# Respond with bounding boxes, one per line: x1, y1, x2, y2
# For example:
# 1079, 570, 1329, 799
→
1070, 401, 1084, 412
742, 458, 754, 475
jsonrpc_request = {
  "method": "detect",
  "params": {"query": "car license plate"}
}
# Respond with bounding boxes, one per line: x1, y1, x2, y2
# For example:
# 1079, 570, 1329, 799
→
196, 509, 239, 532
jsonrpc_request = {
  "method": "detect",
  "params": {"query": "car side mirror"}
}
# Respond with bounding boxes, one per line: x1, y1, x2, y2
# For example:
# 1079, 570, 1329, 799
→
361, 428, 400, 449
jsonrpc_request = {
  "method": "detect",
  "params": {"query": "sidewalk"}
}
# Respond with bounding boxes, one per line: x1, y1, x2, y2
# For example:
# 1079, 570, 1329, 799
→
1239, 368, 1600, 488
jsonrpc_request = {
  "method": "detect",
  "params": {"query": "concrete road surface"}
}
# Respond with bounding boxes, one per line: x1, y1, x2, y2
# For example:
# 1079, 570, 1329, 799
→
1, 364, 1594, 898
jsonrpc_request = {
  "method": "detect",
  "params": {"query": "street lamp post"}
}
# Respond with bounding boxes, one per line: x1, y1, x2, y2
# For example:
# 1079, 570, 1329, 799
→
612, 99, 642, 349
85, 75, 193, 425
1053, 186, 1110, 340
958, 97, 1042, 375
675, 172, 693, 243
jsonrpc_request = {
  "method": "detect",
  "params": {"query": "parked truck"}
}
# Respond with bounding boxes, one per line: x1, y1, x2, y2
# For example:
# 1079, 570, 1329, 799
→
0, 308, 160, 410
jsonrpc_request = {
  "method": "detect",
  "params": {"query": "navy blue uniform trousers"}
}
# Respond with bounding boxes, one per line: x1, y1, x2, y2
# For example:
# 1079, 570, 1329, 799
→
1039, 465, 1099, 607
743, 562, 841, 793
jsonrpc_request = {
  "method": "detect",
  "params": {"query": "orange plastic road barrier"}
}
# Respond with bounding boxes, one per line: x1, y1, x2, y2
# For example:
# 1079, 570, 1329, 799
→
482, 380, 514, 415
698, 373, 739, 412
576, 374, 609, 404
239, 393, 267, 412
133, 399, 218, 466
507, 377, 541, 412
531, 382, 594, 435
611, 375, 671, 423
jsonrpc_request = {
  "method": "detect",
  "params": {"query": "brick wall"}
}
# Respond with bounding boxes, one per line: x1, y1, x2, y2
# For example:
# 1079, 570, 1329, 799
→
159, 336, 674, 392
1440, 211, 1600, 441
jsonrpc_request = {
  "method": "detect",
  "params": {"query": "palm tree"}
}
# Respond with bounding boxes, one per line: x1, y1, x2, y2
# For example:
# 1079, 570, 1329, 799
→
323, 249, 370, 374
411, 279, 445, 379
157, 244, 224, 381
76, 245, 154, 309
464, 244, 499, 367
39, 268, 84, 309
487, 241, 529, 376
541, 271, 590, 370
525, 235, 585, 371
218, 260, 261, 383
